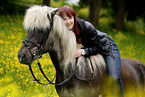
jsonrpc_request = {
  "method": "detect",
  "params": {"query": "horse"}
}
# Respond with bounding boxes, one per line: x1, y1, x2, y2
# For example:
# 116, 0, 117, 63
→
18, 5, 145, 97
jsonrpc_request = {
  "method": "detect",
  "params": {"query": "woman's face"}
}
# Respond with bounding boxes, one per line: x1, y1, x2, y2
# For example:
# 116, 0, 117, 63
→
63, 14, 74, 30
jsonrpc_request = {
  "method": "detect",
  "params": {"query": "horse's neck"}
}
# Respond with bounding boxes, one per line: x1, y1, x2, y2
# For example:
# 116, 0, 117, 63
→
49, 42, 84, 70
48, 36, 65, 75
49, 50, 64, 76
48, 31, 85, 77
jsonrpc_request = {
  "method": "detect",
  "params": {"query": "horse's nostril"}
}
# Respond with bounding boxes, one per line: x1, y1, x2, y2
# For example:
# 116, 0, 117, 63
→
18, 55, 22, 62
18, 54, 26, 63
22, 54, 26, 59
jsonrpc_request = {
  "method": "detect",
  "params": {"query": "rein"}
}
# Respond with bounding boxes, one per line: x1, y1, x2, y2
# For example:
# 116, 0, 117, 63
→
29, 58, 77, 85
29, 57, 95, 85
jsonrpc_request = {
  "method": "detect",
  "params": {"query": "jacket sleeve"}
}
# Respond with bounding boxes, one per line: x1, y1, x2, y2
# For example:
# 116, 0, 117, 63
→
83, 21, 102, 57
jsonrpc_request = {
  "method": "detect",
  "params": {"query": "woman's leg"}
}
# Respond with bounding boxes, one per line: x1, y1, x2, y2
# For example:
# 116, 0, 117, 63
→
103, 42, 124, 97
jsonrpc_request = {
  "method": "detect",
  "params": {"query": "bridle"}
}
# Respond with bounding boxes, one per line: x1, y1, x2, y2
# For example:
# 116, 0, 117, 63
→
22, 9, 95, 86
22, 9, 58, 85
22, 9, 76, 85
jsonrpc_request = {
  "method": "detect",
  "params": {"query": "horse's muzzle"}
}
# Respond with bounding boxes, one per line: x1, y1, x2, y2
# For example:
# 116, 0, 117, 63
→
18, 52, 32, 65
18, 54, 25, 63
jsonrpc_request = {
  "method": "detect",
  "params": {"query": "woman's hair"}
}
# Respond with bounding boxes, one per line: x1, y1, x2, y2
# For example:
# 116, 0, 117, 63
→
58, 5, 81, 43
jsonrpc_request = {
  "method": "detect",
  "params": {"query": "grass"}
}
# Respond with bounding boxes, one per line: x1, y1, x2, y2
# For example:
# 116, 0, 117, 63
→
0, 15, 58, 97
107, 30, 145, 63
0, 15, 145, 97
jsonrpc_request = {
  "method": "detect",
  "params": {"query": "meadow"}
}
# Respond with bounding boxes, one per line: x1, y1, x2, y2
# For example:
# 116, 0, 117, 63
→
0, 15, 145, 97
0, 15, 58, 97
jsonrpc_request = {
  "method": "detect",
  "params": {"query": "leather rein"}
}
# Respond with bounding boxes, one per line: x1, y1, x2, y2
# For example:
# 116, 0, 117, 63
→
22, 9, 95, 86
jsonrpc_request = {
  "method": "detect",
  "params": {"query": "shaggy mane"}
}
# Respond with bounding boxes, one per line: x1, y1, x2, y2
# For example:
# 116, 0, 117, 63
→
23, 5, 50, 30
23, 5, 76, 69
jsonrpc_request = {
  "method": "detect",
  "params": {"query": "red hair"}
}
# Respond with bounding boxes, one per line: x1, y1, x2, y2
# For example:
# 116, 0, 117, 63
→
58, 5, 81, 43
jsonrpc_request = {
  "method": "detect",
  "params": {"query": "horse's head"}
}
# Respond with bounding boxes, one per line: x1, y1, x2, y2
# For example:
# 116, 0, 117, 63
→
18, 5, 59, 65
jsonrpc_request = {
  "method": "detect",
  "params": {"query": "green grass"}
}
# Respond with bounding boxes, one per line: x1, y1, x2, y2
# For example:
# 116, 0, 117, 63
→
107, 30, 145, 63
0, 15, 58, 97
0, 15, 145, 97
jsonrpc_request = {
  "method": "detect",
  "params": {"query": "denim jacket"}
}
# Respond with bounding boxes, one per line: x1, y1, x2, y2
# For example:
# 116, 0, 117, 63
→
77, 18, 114, 57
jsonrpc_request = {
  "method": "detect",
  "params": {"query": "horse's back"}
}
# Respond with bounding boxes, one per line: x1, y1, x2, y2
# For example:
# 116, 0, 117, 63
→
121, 58, 145, 96
121, 58, 145, 81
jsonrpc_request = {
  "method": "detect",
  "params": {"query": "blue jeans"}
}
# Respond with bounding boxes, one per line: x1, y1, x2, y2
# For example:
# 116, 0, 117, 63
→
103, 41, 124, 97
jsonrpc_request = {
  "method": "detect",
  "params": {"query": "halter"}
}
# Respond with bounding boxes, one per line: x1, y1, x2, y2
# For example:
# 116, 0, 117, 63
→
22, 8, 95, 85
22, 9, 61, 85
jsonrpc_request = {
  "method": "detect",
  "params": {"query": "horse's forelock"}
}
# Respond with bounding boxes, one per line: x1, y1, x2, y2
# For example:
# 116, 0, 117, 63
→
23, 5, 51, 31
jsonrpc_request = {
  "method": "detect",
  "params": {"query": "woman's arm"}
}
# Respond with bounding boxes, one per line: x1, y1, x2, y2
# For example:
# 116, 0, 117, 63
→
83, 21, 102, 57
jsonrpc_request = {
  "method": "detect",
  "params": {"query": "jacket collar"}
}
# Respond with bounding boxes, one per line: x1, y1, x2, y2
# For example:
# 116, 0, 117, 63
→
76, 18, 86, 33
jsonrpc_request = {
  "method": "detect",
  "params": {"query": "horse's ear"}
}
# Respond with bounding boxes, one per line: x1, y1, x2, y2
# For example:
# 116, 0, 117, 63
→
51, 7, 59, 13
47, 13, 51, 20
47, 8, 59, 21
51, 8, 59, 18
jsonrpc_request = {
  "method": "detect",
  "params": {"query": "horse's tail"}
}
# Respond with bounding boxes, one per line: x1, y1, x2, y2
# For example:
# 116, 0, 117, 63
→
137, 62, 145, 97
139, 63, 145, 92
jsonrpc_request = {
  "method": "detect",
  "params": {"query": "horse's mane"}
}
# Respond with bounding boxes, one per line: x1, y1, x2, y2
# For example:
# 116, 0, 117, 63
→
23, 5, 51, 30
53, 15, 76, 68
23, 5, 106, 75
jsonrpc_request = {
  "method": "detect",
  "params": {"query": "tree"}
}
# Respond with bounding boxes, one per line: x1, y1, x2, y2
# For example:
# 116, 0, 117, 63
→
79, 0, 101, 27
43, 0, 50, 6
88, 0, 102, 27
79, 0, 145, 30
0, 0, 27, 15
126, 0, 145, 21
116, 0, 125, 30
103, 0, 145, 30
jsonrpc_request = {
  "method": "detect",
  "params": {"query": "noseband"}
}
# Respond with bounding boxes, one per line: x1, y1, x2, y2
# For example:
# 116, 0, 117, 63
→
23, 39, 41, 59
23, 10, 56, 60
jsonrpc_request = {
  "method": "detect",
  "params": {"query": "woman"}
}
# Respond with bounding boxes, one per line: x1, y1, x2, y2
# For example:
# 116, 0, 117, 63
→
58, 5, 124, 97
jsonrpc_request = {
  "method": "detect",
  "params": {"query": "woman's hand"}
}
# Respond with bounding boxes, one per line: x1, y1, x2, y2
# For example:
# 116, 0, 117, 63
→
75, 49, 83, 58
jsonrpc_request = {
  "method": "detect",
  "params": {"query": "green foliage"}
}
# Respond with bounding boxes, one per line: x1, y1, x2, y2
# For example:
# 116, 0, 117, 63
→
0, 0, 27, 15
79, 0, 88, 8
98, 8, 114, 30
95, 8, 145, 33
125, 18, 145, 34
107, 30, 145, 63
76, 7, 89, 21
0, 0, 43, 15
51, 0, 67, 8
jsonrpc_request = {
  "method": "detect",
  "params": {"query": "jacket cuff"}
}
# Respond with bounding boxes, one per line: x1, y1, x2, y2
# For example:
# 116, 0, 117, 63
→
83, 48, 90, 57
